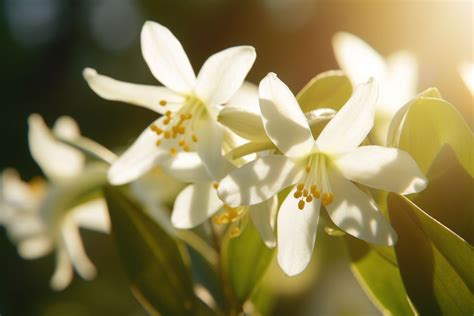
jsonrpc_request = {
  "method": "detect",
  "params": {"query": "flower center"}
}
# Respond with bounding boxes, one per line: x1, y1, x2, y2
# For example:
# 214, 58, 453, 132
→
294, 154, 334, 210
149, 95, 206, 156
212, 182, 248, 238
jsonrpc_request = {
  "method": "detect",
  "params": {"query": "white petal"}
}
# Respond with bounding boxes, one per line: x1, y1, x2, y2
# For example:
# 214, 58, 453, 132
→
108, 118, 167, 185
0, 169, 37, 222
332, 32, 386, 85
17, 235, 53, 259
383, 51, 418, 108
218, 155, 302, 207
335, 146, 427, 195
277, 186, 320, 276
195, 116, 234, 180
249, 196, 278, 248
28, 114, 85, 180
50, 246, 73, 291
326, 168, 397, 245
459, 61, 474, 94
259, 73, 314, 158
61, 219, 97, 280
83, 68, 184, 114
53, 116, 81, 140
227, 81, 260, 113
141, 21, 196, 93
195, 46, 256, 105
158, 151, 211, 183
72, 199, 110, 233
171, 182, 223, 229
316, 79, 378, 154
217, 106, 268, 142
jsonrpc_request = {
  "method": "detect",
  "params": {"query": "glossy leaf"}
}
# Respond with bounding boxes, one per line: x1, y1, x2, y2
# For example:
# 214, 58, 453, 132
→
413, 145, 474, 244
345, 236, 416, 316
387, 193, 474, 315
388, 94, 474, 177
104, 186, 213, 316
296, 70, 352, 113
221, 220, 275, 303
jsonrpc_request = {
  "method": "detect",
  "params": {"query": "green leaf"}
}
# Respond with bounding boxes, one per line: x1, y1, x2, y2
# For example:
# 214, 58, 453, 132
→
296, 70, 352, 113
387, 193, 474, 315
104, 186, 213, 316
388, 94, 474, 177
345, 237, 416, 316
221, 220, 275, 303
413, 145, 474, 244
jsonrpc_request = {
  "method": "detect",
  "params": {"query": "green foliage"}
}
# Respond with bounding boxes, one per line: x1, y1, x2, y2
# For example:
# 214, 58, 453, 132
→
104, 186, 213, 316
388, 93, 474, 177
221, 220, 275, 304
345, 237, 416, 316
296, 70, 352, 112
387, 193, 474, 315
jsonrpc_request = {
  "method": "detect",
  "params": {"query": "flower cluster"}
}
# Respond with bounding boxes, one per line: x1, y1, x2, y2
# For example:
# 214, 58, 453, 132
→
2, 20, 434, 288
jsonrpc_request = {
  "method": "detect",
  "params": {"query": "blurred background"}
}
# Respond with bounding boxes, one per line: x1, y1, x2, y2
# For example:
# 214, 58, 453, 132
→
0, 0, 472, 315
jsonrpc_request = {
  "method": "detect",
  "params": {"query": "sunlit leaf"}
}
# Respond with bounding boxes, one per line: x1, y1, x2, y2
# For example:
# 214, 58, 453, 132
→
345, 236, 416, 316
104, 186, 213, 316
388, 93, 474, 177
221, 220, 275, 303
296, 70, 352, 112
387, 193, 474, 315
413, 145, 474, 244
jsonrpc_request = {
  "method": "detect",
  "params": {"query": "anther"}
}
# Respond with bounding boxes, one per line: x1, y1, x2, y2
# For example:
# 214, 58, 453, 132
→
169, 148, 177, 156
212, 182, 219, 190
297, 183, 305, 192
192, 134, 198, 142
294, 191, 302, 198
229, 227, 241, 238
298, 200, 306, 210
306, 195, 313, 203
163, 118, 171, 125
155, 140, 162, 146
159, 100, 167, 106
303, 189, 308, 197
183, 145, 190, 152
165, 111, 172, 117
164, 131, 171, 139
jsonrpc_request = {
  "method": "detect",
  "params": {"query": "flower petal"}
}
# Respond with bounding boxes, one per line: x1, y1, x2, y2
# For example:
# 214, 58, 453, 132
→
61, 219, 97, 280
158, 152, 211, 183
52, 116, 81, 140
108, 119, 167, 185
72, 199, 110, 233
383, 51, 418, 109
195, 116, 234, 180
195, 46, 256, 105
259, 73, 314, 158
335, 146, 427, 195
218, 155, 302, 207
28, 114, 85, 181
141, 21, 196, 93
316, 79, 378, 154
332, 32, 386, 85
17, 235, 53, 259
83, 68, 183, 114
217, 106, 268, 142
326, 168, 397, 245
249, 196, 278, 248
227, 81, 260, 113
50, 246, 73, 291
277, 186, 321, 276
171, 182, 223, 229
459, 61, 474, 94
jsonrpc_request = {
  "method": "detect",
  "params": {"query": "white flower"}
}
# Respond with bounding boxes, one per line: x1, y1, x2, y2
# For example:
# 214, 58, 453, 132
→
459, 61, 474, 94
218, 73, 427, 275
0, 115, 110, 290
84, 21, 256, 184
333, 32, 418, 145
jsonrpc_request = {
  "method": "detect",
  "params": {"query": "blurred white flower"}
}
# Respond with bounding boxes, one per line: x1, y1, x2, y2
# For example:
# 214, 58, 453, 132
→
0, 114, 110, 290
333, 32, 418, 145
459, 61, 474, 94
218, 73, 427, 275
84, 21, 256, 185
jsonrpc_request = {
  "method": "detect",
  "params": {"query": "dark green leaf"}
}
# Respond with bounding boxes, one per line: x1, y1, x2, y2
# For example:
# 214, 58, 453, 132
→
104, 186, 213, 316
387, 193, 474, 315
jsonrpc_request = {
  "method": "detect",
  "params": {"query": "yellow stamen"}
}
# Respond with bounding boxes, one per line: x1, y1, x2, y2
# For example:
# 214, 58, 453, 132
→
192, 134, 198, 142
169, 148, 177, 156
212, 181, 219, 190
155, 140, 162, 146
298, 200, 305, 210
165, 110, 172, 117
306, 195, 313, 202
159, 100, 167, 106
164, 131, 171, 139
229, 227, 241, 238
303, 189, 308, 197
297, 183, 305, 192
294, 191, 302, 198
